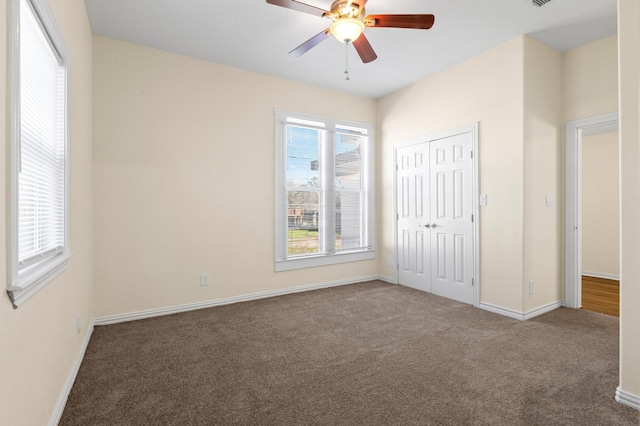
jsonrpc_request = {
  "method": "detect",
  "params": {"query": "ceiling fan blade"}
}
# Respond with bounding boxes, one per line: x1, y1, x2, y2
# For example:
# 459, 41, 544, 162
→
355, 0, 367, 16
364, 14, 435, 29
266, 0, 329, 18
289, 29, 331, 57
353, 34, 377, 63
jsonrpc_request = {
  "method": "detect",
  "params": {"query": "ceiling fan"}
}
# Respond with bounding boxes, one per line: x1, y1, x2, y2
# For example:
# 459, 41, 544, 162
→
266, 0, 435, 63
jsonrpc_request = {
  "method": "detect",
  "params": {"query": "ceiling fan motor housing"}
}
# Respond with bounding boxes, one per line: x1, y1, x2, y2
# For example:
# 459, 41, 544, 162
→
328, 1, 365, 19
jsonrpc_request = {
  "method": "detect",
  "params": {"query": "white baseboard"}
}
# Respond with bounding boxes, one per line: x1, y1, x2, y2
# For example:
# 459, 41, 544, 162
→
479, 302, 525, 320
479, 300, 562, 321
582, 271, 620, 281
94, 275, 382, 326
49, 320, 95, 426
616, 387, 640, 411
377, 275, 396, 284
523, 301, 564, 320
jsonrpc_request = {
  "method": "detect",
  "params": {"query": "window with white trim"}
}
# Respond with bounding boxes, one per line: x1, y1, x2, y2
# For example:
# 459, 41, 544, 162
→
275, 111, 374, 271
7, 0, 71, 308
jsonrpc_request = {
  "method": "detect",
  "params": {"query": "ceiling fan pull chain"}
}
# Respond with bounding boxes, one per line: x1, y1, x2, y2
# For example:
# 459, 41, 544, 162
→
344, 41, 350, 80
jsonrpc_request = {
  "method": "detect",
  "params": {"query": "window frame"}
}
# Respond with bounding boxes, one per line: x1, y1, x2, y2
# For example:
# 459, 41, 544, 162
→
6, 0, 72, 308
274, 110, 375, 272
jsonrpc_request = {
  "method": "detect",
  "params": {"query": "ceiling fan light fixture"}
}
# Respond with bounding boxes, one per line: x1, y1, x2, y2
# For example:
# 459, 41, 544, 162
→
331, 18, 365, 43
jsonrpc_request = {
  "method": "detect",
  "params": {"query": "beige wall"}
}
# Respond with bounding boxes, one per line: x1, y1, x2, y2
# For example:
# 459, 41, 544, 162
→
92, 36, 377, 318
0, 0, 93, 425
581, 132, 620, 277
563, 35, 619, 122
377, 37, 526, 311
618, 0, 640, 402
522, 37, 563, 312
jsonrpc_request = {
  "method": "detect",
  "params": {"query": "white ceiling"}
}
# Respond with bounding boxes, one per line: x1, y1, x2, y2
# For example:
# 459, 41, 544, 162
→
84, 0, 617, 99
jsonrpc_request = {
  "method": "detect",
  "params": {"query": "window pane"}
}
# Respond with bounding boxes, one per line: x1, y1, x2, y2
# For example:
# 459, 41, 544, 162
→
336, 191, 362, 250
335, 133, 362, 189
286, 124, 323, 256
287, 125, 320, 188
288, 190, 319, 255
335, 131, 364, 250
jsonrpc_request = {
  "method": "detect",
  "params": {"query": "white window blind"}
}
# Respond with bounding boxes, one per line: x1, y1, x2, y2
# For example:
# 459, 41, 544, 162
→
334, 127, 367, 252
7, 0, 70, 308
275, 111, 374, 271
18, 0, 66, 269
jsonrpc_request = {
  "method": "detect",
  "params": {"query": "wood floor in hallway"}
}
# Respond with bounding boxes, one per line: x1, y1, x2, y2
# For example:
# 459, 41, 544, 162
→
581, 275, 620, 317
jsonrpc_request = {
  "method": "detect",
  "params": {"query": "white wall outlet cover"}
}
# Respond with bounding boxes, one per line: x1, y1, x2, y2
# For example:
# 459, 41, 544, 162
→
480, 194, 487, 206
200, 273, 210, 286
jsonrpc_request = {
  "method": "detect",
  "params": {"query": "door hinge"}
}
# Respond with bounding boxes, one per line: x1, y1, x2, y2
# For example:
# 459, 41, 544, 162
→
471, 214, 474, 222
471, 151, 473, 159
397, 262, 400, 270
472, 278, 475, 287
397, 213, 399, 220
396, 164, 399, 171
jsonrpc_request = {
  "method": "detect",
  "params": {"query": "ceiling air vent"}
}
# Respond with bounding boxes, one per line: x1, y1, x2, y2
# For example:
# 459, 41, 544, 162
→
530, 0, 553, 6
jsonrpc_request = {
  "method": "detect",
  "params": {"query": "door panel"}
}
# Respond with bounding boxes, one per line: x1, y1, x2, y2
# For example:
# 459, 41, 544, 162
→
429, 133, 474, 304
396, 144, 430, 292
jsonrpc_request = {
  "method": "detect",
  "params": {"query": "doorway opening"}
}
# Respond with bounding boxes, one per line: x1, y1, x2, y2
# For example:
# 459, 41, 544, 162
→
565, 113, 619, 314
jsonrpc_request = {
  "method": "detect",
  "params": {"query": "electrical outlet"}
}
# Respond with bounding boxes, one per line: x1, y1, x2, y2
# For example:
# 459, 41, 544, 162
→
546, 195, 552, 207
528, 281, 535, 295
200, 273, 210, 286
76, 315, 81, 335
480, 194, 487, 206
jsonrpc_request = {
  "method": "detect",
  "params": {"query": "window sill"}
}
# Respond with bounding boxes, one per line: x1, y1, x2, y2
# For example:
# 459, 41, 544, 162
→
275, 249, 375, 272
7, 251, 73, 308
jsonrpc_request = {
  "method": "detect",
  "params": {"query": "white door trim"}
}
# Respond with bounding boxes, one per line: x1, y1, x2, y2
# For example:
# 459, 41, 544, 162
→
564, 112, 619, 308
392, 123, 480, 306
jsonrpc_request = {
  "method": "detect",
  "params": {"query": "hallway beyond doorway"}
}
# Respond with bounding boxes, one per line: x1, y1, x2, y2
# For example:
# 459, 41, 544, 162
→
581, 275, 620, 317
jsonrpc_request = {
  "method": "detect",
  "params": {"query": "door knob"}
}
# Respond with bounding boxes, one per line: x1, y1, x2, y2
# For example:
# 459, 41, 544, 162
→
431, 223, 437, 228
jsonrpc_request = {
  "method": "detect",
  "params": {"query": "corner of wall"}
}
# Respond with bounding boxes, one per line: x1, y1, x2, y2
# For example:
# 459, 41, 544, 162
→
618, 0, 640, 402
522, 37, 564, 313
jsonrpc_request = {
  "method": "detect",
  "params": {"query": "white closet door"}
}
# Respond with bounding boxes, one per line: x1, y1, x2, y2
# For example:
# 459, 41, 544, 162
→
396, 130, 475, 305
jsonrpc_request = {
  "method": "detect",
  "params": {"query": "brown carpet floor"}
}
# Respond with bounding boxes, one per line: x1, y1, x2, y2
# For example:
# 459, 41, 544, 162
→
60, 281, 639, 425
